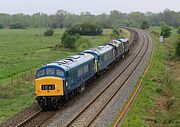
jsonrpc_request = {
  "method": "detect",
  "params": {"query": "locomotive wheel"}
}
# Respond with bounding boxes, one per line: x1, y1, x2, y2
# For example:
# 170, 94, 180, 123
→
52, 101, 59, 110
41, 105, 50, 111
52, 103, 59, 110
60, 97, 65, 106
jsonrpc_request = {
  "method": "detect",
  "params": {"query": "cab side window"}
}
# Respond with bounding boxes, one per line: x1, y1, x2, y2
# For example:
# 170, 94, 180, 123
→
37, 69, 45, 77
56, 69, 64, 77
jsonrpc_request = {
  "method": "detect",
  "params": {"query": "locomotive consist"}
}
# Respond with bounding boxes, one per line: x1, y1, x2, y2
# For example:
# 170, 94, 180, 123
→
35, 38, 129, 110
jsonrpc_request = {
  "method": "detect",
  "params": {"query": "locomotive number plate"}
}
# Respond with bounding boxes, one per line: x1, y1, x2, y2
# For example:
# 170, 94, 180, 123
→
41, 85, 55, 90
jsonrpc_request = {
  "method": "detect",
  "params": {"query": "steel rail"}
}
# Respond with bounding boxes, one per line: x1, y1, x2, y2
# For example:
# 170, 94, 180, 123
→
65, 29, 147, 127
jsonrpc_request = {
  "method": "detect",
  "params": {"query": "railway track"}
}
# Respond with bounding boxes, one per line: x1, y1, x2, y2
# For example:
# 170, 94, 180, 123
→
62, 30, 150, 127
1, 28, 150, 127
15, 110, 56, 127
15, 110, 41, 127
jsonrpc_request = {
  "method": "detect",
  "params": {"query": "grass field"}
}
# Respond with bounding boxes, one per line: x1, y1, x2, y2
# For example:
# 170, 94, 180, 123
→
0, 28, 130, 124
122, 27, 180, 127
0, 29, 114, 80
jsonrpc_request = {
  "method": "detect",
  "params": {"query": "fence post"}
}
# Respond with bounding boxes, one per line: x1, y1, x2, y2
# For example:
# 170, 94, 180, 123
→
12, 73, 15, 85
25, 73, 26, 80
22, 73, 24, 80
31, 70, 33, 76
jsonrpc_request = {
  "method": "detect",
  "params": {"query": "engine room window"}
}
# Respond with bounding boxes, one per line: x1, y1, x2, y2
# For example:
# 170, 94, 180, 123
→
104, 54, 108, 61
56, 69, 64, 77
77, 67, 83, 77
46, 68, 55, 75
83, 65, 89, 73
37, 69, 44, 77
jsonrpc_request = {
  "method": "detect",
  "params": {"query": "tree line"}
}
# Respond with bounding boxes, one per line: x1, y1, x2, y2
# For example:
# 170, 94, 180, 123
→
0, 9, 179, 29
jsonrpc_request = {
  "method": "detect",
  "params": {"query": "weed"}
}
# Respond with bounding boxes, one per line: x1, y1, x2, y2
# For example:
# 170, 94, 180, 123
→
122, 27, 180, 127
155, 88, 164, 95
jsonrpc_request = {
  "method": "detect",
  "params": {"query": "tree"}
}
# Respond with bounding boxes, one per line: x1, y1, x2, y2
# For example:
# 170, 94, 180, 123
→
0, 9, 180, 29
177, 26, 180, 34
129, 12, 146, 27
44, 29, 54, 36
159, 9, 180, 27
55, 10, 67, 28
160, 22, 171, 38
141, 21, 149, 30
61, 32, 80, 49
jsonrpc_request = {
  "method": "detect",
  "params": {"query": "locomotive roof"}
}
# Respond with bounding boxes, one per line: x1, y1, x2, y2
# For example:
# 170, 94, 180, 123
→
42, 53, 94, 71
84, 45, 113, 55
107, 40, 122, 47
118, 38, 129, 42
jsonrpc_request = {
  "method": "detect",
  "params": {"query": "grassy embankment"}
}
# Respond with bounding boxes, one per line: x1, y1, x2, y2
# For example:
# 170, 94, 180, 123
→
0, 28, 130, 124
122, 27, 180, 127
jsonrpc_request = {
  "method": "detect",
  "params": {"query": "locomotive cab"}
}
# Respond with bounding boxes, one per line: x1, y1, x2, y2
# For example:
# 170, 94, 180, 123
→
35, 66, 66, 110
35, 53, 96, 110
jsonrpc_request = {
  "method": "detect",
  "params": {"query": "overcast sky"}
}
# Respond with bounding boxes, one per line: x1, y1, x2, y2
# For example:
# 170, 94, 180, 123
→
0, 0, 179, 15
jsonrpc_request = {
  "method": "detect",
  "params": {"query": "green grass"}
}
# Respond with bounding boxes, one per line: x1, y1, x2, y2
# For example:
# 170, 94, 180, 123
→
0, 28, 65, 80
0, 29, 113, 81
0, 82, 34, 123
0, 28, 130, 124
121, 27, 180, 127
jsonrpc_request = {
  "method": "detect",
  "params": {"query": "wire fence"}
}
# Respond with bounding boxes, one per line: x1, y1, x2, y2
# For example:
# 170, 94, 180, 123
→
0, 69, 37, 87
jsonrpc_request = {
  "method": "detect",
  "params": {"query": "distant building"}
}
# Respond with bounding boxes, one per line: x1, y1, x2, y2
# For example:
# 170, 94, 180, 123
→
159, 36, 164, 43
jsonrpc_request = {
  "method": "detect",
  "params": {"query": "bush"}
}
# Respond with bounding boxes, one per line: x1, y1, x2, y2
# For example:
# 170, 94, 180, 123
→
66, 24, 81, 36
9, 23, 25, 29
61, 32, 80, 50
119, 28, 122, 33
0, 24, 3, 29
175, 36, 180, 56
44, 29, 54, 36
113, 28, 120, 36
110, 27, 121, 39
160, 22, 171, 38
151, 30, 160, 36
50, 23, 58, 29
80, 23, 102, 35
177, 26, 180, 34
66, 23, 103, 36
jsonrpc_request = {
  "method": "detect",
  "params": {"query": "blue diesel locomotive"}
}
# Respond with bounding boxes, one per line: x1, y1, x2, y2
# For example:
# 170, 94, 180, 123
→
35, 38, 129, 110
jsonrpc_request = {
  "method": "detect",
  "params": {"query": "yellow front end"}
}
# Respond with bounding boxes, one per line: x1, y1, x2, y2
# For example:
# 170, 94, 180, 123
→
35, 77, 64, 96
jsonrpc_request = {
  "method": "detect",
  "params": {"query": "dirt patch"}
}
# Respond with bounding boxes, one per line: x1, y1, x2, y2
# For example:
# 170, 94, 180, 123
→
154, 96, 169, 112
